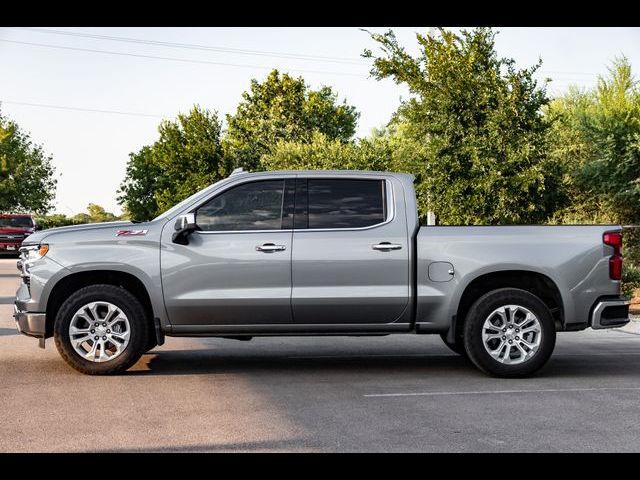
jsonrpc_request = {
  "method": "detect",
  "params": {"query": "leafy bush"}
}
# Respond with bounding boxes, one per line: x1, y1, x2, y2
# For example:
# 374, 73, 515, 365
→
622, 263, 640, 299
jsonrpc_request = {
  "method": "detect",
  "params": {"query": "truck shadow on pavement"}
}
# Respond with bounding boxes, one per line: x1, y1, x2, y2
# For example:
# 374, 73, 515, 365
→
126, 348, 640, 379
130, 349, 470, 376
0, 327, 18, 336
87, 438, 315, 453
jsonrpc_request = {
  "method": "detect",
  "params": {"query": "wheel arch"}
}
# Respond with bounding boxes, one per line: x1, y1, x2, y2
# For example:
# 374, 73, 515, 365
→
452, 270, 565, 340
45, 269, 155, 338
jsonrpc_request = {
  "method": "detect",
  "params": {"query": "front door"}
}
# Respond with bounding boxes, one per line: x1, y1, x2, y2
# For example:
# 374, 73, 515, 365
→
291, 177, 410, 325
161, 178, 294, 326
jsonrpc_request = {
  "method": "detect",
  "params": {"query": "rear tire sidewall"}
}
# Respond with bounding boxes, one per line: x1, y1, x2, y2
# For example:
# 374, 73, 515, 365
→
54, 285, 148, 375
463, 288, 556, 378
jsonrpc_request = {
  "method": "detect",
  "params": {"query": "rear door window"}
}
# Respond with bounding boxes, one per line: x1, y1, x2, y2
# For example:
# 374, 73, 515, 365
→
306, 179, 386, 229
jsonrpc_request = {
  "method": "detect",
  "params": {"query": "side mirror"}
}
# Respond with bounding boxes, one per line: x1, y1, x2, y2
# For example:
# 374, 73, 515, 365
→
172, 213, 197, 245
34, 224, 42, 231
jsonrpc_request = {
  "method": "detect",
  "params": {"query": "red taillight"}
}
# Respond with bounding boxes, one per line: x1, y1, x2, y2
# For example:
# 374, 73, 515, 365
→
610, 255, 622, 280
603, 231, 623, 280
603, 232, 622, 250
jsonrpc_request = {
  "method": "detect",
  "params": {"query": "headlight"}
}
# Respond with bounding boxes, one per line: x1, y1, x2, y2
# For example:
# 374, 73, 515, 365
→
20, 244, 49, 261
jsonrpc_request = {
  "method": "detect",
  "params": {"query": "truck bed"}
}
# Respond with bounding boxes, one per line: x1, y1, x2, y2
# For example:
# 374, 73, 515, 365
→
415, 225, 622, 332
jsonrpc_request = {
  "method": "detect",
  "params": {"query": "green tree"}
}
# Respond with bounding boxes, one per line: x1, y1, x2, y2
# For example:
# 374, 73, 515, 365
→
0, 110, 57, 214
85, 203, 120, 222
545, 87, 610, 224
225, 69, 359, 171
118, 106, 228, 220
546, 58, 640, 294
35, 204, 122, 229
363, 28, 562, 225
554, 58, 640, 225
33, 213, 75, 229
262, 132, 389, 172
116, 146, 160, 222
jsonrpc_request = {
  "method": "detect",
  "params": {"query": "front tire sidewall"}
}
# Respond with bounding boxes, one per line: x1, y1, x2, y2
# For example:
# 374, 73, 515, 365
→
463, 288, 556, 378
54, 285, 148, 375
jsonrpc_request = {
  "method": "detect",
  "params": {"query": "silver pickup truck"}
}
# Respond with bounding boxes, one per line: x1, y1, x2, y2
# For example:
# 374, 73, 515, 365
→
14, 170, 630, 377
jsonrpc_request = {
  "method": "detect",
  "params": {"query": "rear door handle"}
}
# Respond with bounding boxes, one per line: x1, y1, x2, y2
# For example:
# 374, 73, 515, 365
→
372, 242, 403, 251
256, 243, 286, 252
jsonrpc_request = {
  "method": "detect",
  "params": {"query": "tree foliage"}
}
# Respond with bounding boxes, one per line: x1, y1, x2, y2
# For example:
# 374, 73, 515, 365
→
547, 58, 640, 293
35, 203, 122, 229
549, 58, 640, 226
117, 146, 161, 222
225, 69, 359, 171
262, 131, 389, 172
0, 110, 57, 214
363, 28, 563, 225
118, 106, 228, 221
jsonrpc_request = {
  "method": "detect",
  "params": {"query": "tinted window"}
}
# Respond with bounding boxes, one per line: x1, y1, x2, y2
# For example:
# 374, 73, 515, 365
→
0, 217, 34, 228
196, 180, 284, 231
307, 179, 386, 229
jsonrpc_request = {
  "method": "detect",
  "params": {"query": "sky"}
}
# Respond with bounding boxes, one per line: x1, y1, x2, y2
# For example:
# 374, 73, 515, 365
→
1, 27, 639, 216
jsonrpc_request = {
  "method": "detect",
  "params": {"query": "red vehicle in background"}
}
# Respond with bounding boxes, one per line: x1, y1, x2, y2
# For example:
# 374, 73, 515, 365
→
0, 214, 39, 256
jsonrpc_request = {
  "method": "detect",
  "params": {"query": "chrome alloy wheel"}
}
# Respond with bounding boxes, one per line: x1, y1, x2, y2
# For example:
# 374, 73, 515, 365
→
481, 304, 542, 365
68, 301, 131, 362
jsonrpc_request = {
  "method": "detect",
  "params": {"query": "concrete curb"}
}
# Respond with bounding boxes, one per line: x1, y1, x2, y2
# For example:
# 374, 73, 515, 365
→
617, 315, 640, 335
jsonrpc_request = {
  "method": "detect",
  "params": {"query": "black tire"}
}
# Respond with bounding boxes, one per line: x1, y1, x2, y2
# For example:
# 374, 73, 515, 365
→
54, 284, 149, 375
439, 332, 468, 357
463, 288, 556, 378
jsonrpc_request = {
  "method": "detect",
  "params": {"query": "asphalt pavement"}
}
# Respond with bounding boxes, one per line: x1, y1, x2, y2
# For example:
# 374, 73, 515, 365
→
1, 257, 640, 452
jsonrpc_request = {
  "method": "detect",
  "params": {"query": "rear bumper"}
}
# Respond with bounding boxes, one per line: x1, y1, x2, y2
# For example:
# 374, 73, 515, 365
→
590, 298, 630, 329
13, 304, 46, 338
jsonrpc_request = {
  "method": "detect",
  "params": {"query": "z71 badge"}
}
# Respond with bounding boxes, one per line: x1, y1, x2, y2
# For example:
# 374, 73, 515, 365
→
116, 229, 148, 236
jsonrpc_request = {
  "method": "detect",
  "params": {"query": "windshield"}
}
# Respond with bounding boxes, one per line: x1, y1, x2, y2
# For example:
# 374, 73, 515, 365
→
152, 178, 229, 222
0, 216, 34, 228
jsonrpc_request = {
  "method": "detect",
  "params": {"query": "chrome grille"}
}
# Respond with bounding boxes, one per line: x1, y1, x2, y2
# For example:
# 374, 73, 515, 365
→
0, 234, 25, 240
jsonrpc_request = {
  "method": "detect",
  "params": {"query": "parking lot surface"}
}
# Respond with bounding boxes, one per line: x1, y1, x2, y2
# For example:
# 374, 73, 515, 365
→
2, 258, 640, 452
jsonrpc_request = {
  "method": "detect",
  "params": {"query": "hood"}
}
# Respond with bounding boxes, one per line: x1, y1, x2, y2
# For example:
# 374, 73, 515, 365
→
22, 221, 135, 244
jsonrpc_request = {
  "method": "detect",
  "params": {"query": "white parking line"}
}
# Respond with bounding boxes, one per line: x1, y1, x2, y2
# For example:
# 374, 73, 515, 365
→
364, 386, 640, 398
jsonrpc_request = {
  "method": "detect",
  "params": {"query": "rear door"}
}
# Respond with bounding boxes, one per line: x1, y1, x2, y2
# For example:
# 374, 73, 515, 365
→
291, 176, 410, 325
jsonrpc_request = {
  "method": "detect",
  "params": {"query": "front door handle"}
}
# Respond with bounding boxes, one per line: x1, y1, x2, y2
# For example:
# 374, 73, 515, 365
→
256, 243, 287, 252
372, 242, 403, 251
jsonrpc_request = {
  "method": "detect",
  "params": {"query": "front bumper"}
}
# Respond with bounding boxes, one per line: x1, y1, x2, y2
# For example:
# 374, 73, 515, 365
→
590, 297, 630, 329
0, 242, 21, 252
13, 304, 46, 338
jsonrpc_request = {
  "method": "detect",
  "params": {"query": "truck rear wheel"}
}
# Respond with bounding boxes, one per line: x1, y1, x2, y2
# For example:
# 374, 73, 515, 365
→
53, 284, 149, 375
463, 288, 556, 378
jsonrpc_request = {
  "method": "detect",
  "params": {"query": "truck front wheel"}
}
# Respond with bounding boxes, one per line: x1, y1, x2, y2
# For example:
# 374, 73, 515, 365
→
53, 284, 149, 375
463, 288, 556, 378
